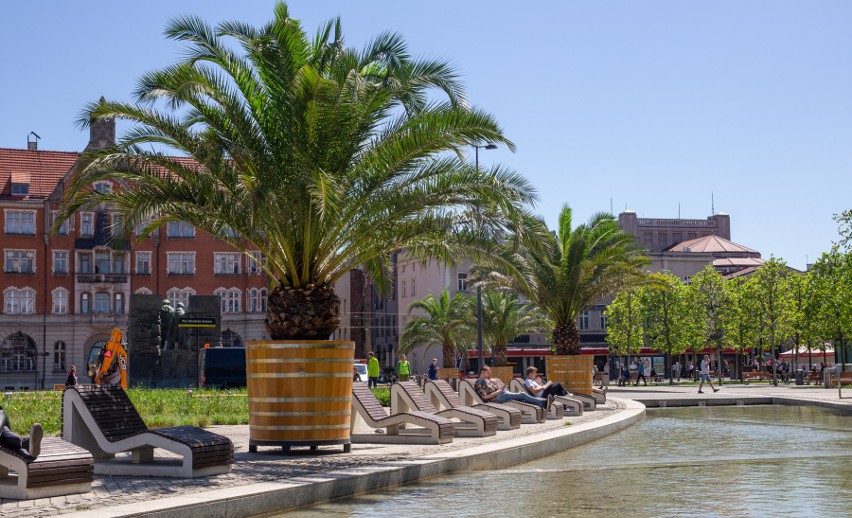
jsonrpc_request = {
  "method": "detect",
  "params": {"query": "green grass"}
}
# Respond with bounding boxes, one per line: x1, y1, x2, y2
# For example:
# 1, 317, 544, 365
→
3, 388, 249, 436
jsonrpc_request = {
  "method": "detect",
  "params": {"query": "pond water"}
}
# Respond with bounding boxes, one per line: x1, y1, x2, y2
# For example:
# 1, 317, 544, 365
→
282, 405, 851, 517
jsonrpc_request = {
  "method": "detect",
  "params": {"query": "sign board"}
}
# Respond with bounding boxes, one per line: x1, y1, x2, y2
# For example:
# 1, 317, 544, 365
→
178, 317, 217, 328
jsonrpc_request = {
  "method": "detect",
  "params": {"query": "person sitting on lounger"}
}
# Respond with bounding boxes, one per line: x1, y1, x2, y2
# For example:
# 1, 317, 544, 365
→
524, 366, 570, 399
475, 366, 552, 410
0, 405, 42, 457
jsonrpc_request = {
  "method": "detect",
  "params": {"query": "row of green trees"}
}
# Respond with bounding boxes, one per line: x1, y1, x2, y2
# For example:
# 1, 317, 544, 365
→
607, 252, 852, 384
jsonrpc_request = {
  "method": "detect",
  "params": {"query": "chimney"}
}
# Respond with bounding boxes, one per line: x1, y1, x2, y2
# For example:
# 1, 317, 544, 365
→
86, 96, 116, 150
27, 131, 40, 150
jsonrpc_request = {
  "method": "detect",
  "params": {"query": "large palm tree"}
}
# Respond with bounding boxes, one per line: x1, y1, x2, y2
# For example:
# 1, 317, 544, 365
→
56, 3, 536, 339
399, 289, 474, 368
479, 290, 550, 365
474, 204, 652, 355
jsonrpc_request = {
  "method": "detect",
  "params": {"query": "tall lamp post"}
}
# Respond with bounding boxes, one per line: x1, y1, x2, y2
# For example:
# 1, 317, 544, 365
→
473, 142, 497, 370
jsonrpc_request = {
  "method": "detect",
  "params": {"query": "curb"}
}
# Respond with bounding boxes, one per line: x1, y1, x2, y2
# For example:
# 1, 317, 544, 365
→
64, 399, 645, 518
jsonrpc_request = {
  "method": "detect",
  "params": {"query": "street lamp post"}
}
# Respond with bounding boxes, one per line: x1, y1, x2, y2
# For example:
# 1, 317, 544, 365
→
473, 142, 497, 370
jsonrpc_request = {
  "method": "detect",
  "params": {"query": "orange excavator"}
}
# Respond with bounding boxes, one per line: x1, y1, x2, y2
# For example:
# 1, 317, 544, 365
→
86, 328, 129, 389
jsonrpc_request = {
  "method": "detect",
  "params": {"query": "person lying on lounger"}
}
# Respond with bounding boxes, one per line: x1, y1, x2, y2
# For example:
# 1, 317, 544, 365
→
0, 405, 42, 457
474, 366, 552, 410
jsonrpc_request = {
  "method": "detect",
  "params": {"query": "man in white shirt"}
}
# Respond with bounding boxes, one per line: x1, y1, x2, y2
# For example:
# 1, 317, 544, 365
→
524, 366, 569, 399
698, 354, 720, 394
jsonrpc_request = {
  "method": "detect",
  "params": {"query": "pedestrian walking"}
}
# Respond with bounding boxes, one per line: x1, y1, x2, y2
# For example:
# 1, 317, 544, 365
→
698, 354, 720, 394
672, 361, 681, 382
635, 358, 647, 386
367, 352, 380, 389
428, 358, 438, 381
396, 354, 411, 382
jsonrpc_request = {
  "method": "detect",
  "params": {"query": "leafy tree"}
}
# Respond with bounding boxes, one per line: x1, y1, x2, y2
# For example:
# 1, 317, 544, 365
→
746, 258, 794, 385
399, 289, 474, 368
809, 248, 852, 370
56, 3, 535, 340
723, 279, 760, 379
473, 205, 652, 355
690, 266, 734, 383
606, 286, 646, 366
478, 290, 550, 366
642, 273, 694, 384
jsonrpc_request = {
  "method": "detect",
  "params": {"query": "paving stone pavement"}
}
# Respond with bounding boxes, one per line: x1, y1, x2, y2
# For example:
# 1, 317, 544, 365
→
0, 400, 624, 517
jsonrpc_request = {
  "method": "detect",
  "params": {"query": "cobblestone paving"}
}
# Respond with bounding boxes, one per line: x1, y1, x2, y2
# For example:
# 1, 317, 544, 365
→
0, 400, 623, 517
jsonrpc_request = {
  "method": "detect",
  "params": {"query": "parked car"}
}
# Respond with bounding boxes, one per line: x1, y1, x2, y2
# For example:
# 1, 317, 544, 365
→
199, 347, 246, 388
353, 362, 368, 384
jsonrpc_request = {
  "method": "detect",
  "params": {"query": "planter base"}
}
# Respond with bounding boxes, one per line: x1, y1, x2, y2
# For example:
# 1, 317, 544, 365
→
547, 355, 593, 396
248, 438, 351, 454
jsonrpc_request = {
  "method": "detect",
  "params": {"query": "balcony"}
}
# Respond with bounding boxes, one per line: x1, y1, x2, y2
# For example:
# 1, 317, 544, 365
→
75, 273, 129, 284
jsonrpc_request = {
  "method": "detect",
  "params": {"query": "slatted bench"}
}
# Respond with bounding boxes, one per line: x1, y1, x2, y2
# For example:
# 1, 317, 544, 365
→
458, 379, 545, 424
424, 380, 522, 431
62, 384, 233, 478
392, 381, 498, 437
743, 371, 775, 384
350, 383, 455, 444
508, 378, 582, 417
0, 437, 93, 500
830, 372, 852, 387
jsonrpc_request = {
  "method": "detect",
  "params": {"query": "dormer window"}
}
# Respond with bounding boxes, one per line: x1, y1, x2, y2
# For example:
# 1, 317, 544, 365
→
93, 181, 112, 194
11, 183, 29, 196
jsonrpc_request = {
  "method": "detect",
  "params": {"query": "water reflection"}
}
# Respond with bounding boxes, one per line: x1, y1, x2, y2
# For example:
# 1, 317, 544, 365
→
284, 406, 851, 517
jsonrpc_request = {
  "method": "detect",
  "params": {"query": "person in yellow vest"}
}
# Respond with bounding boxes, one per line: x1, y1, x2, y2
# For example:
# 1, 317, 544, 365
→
396, 354, 411, 382
367, 351, 380, 389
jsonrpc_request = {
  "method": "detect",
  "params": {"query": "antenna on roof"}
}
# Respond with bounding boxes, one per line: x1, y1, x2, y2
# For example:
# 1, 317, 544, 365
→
678, 203, 681, 219
610, 195, 613, 214
711, 193, 715, 215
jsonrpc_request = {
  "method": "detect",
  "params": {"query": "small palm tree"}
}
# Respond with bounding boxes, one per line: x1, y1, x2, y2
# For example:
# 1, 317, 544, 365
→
474, 205, 653, 355
56, 2, 535, 340
400, 289, 474, 368
479, 290, 550, 366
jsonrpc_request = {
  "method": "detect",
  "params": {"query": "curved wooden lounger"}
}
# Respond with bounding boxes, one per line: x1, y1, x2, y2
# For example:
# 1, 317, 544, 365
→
350, 383, 454, 444
62, 385, 233, 478
0, 438, 93, 500
392, 382, 498, 437
424, 380, 522, 431
458, 379, 545, 424
508, 379, 583, 416
493, 378, 564, 420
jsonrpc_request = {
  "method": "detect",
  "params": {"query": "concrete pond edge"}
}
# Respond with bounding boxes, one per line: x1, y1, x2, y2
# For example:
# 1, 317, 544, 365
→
64, 398, 645, 518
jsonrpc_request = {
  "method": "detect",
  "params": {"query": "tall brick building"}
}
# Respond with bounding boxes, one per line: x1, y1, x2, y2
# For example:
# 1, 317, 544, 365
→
0, 121, 360, 389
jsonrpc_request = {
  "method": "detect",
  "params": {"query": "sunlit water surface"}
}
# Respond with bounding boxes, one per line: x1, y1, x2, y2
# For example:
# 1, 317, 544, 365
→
281, 406, 851, 517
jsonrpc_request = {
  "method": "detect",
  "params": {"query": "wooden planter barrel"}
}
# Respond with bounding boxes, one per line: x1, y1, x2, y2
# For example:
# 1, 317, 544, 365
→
489, 365, 515, 383
547, 355, 593, 396
245, 340, 354, 453
437, 367, 460, 381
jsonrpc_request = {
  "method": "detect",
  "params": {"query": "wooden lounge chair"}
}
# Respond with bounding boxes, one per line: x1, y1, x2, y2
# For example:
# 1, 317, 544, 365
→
391, 381, 498, 437
0, 438, 94, 500
424, 380, 522, 431
458, 379, 545, 423
508, 379, 583, 417
492, 378, 564, 420
62, 384, 233, 478
350, 383, 454, 445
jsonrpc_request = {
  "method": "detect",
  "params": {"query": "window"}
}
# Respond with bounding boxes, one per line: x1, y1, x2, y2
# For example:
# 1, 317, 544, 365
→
4, 210, 36, 235
11, 183, 29, 195
579, 310, 590, 330
411, 279, 416, 296
52, 289, 68, 314
78, 252, 92, 274
167, 221, 195, 238
95, 252, 110, 274
247, 251, 265, 275
4, 288, 35, 314
167, 253, 195, 275
167, 288, 194, 309
114, 293, 125, 314
135, 215, 152, 236
247, 288, 267, 313
80, 292, 91, 314
93, 181, 112, 194
53, 341, 66, 372
52, 211, 71, 235
112, 253, 125, 274
94, 292, 111, 314
216, 288, 241, 313
111, 213, 124, 237
80, 213, 94, 236
457, 273, 468, 292
53, 251, 68, 274
600, 311, 607, 330
5, 250, 35, 273
136, 252, 151, 274
0, 333, 36, 372
402, 280, 407, 298
214, 253, 241, 274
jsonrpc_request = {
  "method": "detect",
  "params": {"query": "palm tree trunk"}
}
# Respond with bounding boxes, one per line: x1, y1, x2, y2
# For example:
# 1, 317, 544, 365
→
553, 320, 581, 355
494, 344, 509, 366
441, 343, 456, 369
265, 282, 340, 340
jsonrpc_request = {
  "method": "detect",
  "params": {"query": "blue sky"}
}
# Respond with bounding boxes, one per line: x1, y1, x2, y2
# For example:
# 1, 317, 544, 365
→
3, 1, 850, 269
